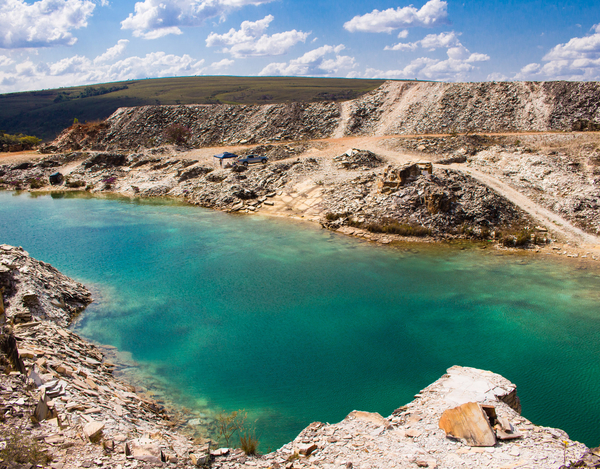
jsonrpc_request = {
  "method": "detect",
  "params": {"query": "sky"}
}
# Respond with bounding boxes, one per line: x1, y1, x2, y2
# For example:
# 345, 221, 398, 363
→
0, 0, 599, 93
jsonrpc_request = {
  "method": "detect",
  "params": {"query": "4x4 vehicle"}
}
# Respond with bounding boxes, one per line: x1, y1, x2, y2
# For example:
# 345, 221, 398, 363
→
235, 154, 268, 166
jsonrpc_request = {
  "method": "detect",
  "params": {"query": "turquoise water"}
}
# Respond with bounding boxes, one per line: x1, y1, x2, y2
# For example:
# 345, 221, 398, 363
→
1, 191, 600, 449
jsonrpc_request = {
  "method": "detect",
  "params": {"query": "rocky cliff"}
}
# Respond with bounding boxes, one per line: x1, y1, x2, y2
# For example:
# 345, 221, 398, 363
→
45, 80, 600, 152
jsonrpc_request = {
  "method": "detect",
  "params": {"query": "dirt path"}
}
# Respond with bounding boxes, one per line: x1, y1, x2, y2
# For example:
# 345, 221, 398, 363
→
446, 163, 600, 248
320, 135, 600, 250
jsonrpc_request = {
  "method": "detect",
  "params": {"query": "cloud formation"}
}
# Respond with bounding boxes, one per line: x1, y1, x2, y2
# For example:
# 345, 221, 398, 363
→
344, 0, 448, 34
516, 23, 600, 80
353, 47, 488, 81
259, 44, 355, 77
206, 15, 309, 58
385, 31, 460, 51
0, 47, 206, 92
0, 0, 96, 48
376, 30, 489, 81
121, 0, 274, 39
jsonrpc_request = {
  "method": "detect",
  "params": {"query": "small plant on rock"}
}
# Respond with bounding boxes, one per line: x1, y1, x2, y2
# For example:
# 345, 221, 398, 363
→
164, 124, 191, 145
215, 410, 247, 447
239, 431, 259, 456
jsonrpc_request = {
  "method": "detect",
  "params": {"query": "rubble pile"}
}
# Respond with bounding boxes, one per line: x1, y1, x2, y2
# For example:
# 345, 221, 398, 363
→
333, 149, 385, 170
208, 366, 591, 469
0, 245, 210, 468
41, 81, 600, 153
47, 102, 341, 152
341, 81, 600, 136
239, 142, 314, 161
467, 135, 600, 235
0, 244, 92, 327
320, 167, 526, 239
382, 135, 504, 159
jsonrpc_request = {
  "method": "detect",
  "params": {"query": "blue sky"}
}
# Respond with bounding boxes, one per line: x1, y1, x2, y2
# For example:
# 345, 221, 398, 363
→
0, 0, 599, 93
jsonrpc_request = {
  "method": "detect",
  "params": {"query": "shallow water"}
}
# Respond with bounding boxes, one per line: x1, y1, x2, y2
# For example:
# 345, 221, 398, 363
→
1, 191, 600, 449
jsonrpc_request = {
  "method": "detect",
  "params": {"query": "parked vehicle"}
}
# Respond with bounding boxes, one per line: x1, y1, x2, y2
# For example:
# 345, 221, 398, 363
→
235, 154, 268, 166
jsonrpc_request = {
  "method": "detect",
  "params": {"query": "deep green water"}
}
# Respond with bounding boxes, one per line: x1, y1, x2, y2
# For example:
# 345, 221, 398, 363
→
1, 191, 600, 449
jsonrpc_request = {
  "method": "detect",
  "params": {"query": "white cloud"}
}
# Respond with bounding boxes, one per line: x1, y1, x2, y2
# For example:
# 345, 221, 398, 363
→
94, 39, 129, 64
382, 30, 489, 79
0, 55, 14, 66
385, 31, 460, 51
0, 51, 206, 93
397, 29, 409, 39
354, 45, 489, 82
515, 24, 600, 80
0, 0, 96, 48
206, 15, 309, 58
259, 44, 356, 77
121, 0, 275, 39
209, 58, 234, 70
344, 0, 448, 34
487, 72, 508, 81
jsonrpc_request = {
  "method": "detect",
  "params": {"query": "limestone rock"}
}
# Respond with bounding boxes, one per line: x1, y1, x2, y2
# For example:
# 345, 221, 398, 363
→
439, 402, 497, 447
125, 438, 164, 464
83, 421, 105, 442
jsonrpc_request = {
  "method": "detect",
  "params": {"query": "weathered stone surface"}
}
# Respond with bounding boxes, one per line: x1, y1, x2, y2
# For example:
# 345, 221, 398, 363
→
125, 437, 163, 464
83, 421, 104, 442
439, 402, 497, 446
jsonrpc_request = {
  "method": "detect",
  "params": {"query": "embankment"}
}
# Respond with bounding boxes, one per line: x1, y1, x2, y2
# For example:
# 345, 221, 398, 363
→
45, 81, 600, 152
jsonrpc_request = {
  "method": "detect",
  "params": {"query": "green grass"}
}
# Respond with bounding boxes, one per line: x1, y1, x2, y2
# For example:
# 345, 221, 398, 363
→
0, 76, 386, 141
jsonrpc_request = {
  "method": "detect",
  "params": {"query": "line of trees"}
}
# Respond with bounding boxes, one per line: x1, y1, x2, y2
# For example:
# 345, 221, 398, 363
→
0, 131, 42, 152
53, 85, 129, 103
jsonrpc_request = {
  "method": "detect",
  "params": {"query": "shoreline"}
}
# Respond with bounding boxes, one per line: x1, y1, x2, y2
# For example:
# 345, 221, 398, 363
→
12, 184, 600, 268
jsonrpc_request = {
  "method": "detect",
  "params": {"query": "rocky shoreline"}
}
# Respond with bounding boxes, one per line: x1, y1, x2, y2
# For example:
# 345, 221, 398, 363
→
0, 145, 552, 248
1, 244, 599, 469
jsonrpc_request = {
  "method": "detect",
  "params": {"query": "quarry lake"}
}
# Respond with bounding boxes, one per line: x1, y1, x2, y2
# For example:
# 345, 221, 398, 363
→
2, 191, 600, 450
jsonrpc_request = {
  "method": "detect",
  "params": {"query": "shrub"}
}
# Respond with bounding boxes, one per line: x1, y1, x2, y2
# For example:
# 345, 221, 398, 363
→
164, 124, 191, 145
0, 132, 42, 150
66, 179, 86, 188
324, 211, 350, 221
365, 219, 431, 237
215, 410, 247, 447
28, 178, 44, 189
0, 428, 52, 466
239, 432, 259, 455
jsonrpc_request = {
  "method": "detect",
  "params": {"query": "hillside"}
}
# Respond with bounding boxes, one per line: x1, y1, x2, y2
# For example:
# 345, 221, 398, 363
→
0, 76, 385, 141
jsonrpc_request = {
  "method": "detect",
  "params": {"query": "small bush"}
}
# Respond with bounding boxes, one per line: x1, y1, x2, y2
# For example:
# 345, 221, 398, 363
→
365, 220, 431, 237
164, 124, 191, 145
325, 211, 350, 221
0, 428, 52, 465
28, 178, 44, 189
66, 179, 86, 188
215, 410, 247, 447
239, 432, 259, 456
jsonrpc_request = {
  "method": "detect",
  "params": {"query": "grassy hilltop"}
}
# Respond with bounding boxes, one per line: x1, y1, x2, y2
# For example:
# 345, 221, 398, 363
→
0, 76, 385, 141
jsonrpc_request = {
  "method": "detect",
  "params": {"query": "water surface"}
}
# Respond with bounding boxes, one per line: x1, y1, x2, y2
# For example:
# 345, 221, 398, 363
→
1, 191, 599, 449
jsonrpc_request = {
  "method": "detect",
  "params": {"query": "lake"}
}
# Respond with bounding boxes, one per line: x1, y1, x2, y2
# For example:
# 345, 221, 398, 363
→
1, 190, 599, 450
